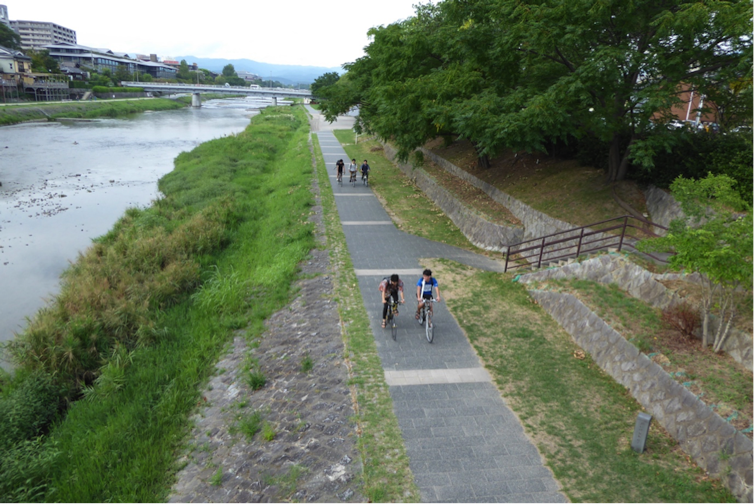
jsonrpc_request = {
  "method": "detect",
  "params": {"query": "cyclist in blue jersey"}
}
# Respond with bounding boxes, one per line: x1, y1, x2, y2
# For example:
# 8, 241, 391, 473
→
415, 269, 441, 322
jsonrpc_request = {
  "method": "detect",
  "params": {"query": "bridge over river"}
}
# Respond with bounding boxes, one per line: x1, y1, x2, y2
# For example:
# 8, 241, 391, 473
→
120, 81, 311, 107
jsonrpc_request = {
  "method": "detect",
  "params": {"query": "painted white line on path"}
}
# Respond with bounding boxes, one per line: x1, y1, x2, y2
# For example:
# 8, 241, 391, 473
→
354, 269, 424, 276
341, 221, 393, 226
383, 367, 492, 386
333, 194, 375, 197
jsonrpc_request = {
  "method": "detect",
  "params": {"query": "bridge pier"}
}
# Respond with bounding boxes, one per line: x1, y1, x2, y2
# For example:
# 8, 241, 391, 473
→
272, 97, 278, 106
191, 93, 201, 108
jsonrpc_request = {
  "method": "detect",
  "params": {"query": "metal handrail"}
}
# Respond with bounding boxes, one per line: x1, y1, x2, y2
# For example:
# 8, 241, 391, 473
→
503, 215, 670, 272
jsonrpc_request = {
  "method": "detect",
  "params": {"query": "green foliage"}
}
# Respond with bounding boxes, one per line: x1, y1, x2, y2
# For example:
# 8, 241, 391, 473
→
209, 467, 223, 486
91, 86, 144, 93
300, 353, 313, 373
320, 0, 752, 179
0, 22, 20, 49
310, 71, 339, 99
638, 174, 752, 349
247, 371, 266, 391
222, 64, 236, 78
261, 421, 275, 441
0, 371, 63, 503
28, 50, 59, 73
237, 411, 263, 440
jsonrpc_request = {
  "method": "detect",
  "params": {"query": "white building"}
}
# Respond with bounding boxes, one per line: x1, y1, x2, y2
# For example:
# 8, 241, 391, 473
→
3, 3, 77, 52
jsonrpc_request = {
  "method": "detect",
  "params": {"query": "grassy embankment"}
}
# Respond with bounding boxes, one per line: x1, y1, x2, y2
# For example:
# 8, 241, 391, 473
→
311, 132, 420, 502
0, 106, 316, 502
0, 98, 186, 126
328, 128, 734, 501
427, 260, 735, 502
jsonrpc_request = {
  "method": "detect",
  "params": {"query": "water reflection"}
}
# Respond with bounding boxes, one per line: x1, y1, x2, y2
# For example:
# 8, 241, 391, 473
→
0, 98, 267, 363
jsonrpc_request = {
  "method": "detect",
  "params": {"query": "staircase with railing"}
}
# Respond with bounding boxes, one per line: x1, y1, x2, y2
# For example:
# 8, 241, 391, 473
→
503, 215, 670, 272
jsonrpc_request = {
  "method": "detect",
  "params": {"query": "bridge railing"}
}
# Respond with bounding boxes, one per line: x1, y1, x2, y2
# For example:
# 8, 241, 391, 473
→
120, 81, 310, 95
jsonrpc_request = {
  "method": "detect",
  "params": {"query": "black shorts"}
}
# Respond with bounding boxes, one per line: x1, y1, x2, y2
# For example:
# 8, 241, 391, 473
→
422, 293, 433, 300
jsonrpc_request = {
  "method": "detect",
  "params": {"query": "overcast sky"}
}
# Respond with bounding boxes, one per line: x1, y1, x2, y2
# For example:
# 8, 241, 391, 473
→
5, 0, 421, 68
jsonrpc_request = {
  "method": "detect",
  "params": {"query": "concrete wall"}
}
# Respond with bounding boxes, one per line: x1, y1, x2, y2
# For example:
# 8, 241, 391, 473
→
382, 144, 524, 251
529, 289, 753, 502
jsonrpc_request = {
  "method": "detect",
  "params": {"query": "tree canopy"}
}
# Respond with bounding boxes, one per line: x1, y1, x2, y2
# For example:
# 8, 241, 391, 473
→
29, 50, 60, 74
316, 0, 752, 178
0, 22, 20, 49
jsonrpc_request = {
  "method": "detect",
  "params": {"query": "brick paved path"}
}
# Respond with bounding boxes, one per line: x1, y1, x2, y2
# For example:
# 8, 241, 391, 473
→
314, 123, 567, 503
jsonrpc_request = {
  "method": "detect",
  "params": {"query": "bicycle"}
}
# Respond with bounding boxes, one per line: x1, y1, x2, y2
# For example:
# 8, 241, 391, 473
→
361, 171, 369, 186
349, 171, 357, 187
386, 297, 402, 341
337, 171, 343, 187
417, 297, 438, 343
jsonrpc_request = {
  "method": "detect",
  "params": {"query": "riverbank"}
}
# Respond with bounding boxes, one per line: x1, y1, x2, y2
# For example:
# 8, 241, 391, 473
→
0, 98, 187, 126
0, 106, 317, 501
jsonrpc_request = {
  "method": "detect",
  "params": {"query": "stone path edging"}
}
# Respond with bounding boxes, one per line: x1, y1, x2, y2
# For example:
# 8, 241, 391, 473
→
517, 254, 753, 371
527, 289, 753, 502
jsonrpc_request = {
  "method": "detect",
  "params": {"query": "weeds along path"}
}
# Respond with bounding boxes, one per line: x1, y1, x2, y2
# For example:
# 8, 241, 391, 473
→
0, 106, 328, 502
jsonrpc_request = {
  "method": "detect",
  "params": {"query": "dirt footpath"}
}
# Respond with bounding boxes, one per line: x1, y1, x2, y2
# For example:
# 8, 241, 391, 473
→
168, 178, 364, 502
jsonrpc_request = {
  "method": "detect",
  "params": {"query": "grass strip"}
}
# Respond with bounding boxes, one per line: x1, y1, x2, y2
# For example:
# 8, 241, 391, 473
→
311, 132, 420, 502
0, 98, 186, 125
331, 130, 501, 257
1, 106, 315, 502
428, 258, 734, 502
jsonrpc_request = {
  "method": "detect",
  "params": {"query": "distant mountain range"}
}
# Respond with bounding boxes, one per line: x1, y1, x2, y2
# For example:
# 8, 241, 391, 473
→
174, 56, 342, 85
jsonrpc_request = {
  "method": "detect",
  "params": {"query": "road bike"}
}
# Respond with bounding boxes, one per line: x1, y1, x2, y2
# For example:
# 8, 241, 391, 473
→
418, 297, 438, 343
386, 297, 402, 341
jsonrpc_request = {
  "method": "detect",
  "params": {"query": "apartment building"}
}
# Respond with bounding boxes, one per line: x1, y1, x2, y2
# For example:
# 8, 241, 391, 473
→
9, 19, 76, 51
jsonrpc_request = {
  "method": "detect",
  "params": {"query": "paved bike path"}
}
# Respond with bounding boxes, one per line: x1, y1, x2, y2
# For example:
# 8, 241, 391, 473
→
315, 128, 566, 503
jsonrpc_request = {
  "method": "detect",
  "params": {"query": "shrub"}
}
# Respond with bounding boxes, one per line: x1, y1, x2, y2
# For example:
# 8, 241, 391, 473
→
662, 303, 701, 340
0, 371, 63, 446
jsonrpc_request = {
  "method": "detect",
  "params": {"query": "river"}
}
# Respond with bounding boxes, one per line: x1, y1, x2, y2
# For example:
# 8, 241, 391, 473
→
0, 97, 270, 365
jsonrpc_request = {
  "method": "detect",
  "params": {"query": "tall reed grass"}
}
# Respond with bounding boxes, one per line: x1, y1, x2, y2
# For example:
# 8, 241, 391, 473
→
0, 106, 314, 502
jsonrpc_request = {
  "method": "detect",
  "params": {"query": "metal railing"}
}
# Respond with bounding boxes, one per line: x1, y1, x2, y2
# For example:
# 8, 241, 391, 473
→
503, 215, 670, 272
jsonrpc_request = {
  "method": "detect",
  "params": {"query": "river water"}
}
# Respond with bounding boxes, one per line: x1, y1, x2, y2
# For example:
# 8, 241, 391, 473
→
0, 97, 270, 364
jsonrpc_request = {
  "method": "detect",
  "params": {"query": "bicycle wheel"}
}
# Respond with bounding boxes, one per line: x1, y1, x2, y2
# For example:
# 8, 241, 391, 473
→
389, 311, 397, 341
425, 309, 434, 343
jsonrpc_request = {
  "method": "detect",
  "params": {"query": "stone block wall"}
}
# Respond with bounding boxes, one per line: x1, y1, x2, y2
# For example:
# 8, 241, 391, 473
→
644, 185, 685, 234
419, 148, 628, 261
518, 254, 753, 371
529, 289, 753, 502
382, 144, 524, 250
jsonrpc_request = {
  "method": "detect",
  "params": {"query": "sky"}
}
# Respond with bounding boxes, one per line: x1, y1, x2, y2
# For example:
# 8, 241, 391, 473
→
5, 0, 421, 68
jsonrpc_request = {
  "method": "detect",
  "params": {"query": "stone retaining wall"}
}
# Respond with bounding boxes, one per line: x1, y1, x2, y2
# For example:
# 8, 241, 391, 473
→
419, 148, 627, 261
382, 144, 524, 250
644, 185, 685, 234
517, 254, 753, 371
529, 289, 753, 502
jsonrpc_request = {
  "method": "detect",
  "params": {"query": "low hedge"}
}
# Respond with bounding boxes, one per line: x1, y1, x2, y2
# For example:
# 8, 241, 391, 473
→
91, 86, 144, 93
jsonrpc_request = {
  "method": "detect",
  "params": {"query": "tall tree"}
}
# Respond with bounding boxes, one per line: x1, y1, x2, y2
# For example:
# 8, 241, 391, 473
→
0, 22, 20, 49
177, 59, 191, 80
29, 50, 59, 73
222, 64, 236, 78
485, 0, 752, 181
